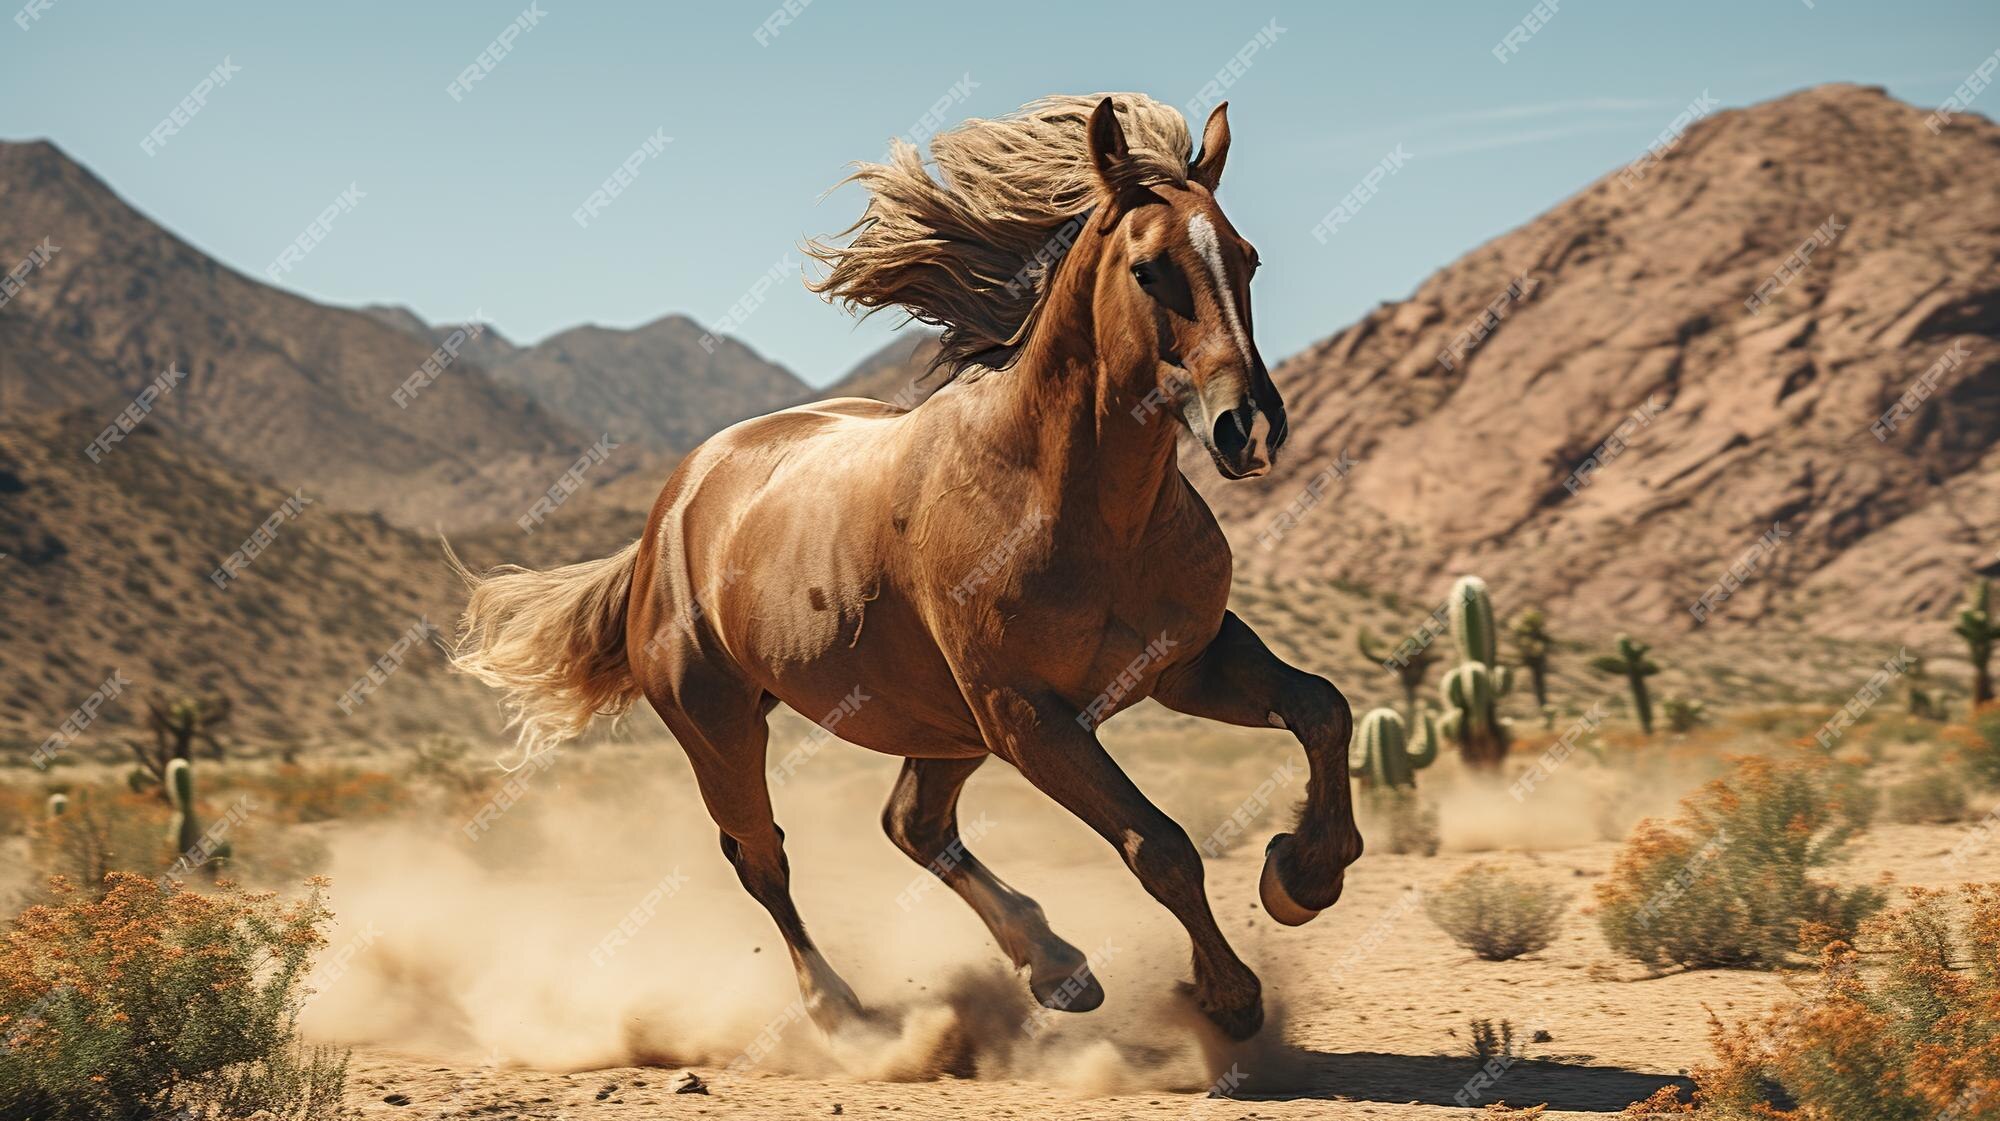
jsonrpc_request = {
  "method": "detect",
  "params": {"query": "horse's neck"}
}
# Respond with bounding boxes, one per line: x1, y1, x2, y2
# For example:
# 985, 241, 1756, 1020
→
1003, 228, 1183, 546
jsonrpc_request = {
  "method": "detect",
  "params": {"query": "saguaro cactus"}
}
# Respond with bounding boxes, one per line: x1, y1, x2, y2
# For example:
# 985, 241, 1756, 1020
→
1958, 579, 1995, 706
165, 759, 229, 877
1509, 609, 1553, 709
1351, 707, 1440, 789
1592, 634, 1661, 735
1438, 576, 1513, 770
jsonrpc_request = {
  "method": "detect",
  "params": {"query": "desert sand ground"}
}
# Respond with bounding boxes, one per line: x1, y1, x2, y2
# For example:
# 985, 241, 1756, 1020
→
268, 710, 1996, 1121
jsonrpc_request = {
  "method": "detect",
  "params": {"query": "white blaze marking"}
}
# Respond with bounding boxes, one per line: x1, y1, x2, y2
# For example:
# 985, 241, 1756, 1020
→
1187, 212, 1254, 373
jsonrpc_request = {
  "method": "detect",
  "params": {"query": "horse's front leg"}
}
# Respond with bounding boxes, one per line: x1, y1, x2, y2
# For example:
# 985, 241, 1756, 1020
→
972, 685, 1263, 1040
1152, 610, 1361, 926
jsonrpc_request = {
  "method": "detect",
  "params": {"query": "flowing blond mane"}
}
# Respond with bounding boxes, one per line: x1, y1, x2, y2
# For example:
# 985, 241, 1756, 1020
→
806, 93, 1195, 376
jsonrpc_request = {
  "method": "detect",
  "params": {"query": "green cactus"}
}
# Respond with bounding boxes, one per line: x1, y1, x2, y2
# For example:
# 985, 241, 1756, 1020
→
1438, 576, 1513, 769
165, 759, 229, 878
1452, 576, 1499, 667
1958, 579, 1995, 706
1351, 707, 1440, 789
1591, 634, 1661, 735
1509, 609, 1553, 709
1357, 624, 1442, 719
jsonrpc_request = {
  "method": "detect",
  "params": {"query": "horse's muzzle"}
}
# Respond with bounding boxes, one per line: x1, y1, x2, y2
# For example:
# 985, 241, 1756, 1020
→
1210, 402, 1277, 480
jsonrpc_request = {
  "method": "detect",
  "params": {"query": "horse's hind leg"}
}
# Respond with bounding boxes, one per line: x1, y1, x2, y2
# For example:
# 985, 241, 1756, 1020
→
643, 678, 864, 1031
882, 756, 1105, 1013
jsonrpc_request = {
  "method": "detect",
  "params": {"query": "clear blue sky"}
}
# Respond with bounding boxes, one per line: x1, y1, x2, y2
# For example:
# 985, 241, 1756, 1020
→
9, 0, 1995, 386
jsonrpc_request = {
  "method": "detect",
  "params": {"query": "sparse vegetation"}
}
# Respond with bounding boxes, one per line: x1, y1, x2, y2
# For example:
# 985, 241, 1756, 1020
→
1465, 1017, 1524, 1061
1662, 697, 1708, 734
26, 789, 170, 903
1885, 768, 1969, 824
0, 873, 347, 1121
1629, 885, 2000, 1119
1426, 864, 1566, 960
1594, 752, 1885, 970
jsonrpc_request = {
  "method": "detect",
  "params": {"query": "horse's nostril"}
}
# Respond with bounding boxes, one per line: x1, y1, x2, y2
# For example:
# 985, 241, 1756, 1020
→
1212, 407, 1252, 460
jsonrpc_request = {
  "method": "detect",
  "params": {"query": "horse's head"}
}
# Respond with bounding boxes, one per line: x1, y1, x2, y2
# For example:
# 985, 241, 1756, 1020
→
1086, 97, 1287, 481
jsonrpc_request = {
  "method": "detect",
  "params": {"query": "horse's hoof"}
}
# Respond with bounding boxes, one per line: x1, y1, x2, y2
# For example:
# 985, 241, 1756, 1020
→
1210, 997, 1265, 1042
1260, 835, 1325, 926
1029, 947, 1105, 1013
1178, 980, 1264, 1042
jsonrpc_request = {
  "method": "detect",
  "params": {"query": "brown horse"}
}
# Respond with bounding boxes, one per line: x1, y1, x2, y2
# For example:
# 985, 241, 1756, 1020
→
452, 94, 1359, 1043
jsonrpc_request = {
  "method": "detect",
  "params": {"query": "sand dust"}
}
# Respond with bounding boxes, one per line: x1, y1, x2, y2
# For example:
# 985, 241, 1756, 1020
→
306, 715, 2000, 1118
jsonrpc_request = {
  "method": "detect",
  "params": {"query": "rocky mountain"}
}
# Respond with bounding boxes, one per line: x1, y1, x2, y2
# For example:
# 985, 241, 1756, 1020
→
472, 315, 811, 452
0, 407, 497, 747
1192, 83, 1999, 641
820, 330, 943, 407
0, 140, 597, 530
359, 303, 521, 373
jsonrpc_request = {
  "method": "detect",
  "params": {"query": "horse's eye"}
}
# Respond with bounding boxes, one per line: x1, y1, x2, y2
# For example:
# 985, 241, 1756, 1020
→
1131, 261, 1158, 288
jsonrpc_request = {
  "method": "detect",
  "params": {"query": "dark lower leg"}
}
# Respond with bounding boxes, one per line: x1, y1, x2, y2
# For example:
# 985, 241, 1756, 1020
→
719, 825, 864, 1028
988, 698, 1261, 1040
882, 757, 1103, 1012
1153, 611, 1362, 921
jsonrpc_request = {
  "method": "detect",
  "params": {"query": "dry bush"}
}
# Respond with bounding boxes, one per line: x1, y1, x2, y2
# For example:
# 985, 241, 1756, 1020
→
1953, 703, 2000, 788
24, 788, 171, 904
1594, 752, 1885, 970
0, 785, 41, 838
1627, 885, 2000, 1119
218, 763, 399, 824
1886, 768, 1971, 824
1426, 864, 1567, 961
0, 873, 346, 1120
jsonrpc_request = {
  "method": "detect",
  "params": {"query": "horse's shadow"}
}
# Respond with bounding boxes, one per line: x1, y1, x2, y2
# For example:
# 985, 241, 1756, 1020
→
1222, 1048, 1691, 1112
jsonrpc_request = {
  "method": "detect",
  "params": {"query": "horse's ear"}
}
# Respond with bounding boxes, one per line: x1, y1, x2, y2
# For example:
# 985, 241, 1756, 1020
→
1192, 102, 1231, 191
1087, 97, 1131, 183
1088, 97, 1154, 232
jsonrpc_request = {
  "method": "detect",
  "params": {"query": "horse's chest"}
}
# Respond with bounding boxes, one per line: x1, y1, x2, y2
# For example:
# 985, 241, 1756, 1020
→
1014, 531, 1231, 715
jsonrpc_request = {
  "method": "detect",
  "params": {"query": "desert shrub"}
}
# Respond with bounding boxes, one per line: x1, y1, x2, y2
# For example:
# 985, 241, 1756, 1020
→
406, 734, 490, 798
1358, 786, 1440, 856
25, 788, 172, 902
221, 763, 399, 824
1662, 697, 1709, 734
0, 872, 347, 1120
1595, 752, 1886, 970
1957, 703, 2000, 788
1427, 865, 1566, 961
0, 785, 39, 838
1886, 769, 1970, 824
1465, 1017, 1523, 1060
1629, 885, 2000, 1119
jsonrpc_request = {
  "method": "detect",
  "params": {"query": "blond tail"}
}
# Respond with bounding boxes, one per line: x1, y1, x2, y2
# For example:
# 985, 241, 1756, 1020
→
445, 538, 643, 766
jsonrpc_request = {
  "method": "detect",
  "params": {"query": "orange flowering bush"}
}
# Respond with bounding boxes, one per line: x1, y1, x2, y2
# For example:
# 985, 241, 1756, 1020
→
1595, 753, 1884, 969
0, 873, 345, 1120
1628, 885, 2000, 1119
